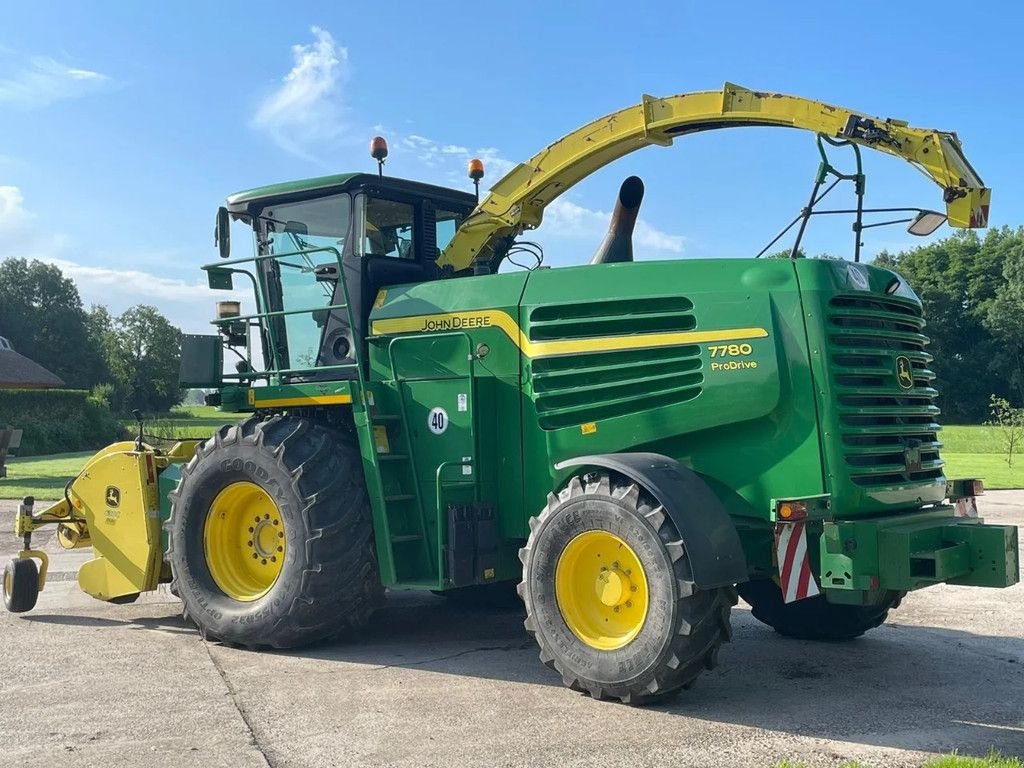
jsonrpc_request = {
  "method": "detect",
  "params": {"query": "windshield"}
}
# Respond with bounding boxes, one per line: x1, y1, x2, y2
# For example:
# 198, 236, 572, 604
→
259, 193, 351, 371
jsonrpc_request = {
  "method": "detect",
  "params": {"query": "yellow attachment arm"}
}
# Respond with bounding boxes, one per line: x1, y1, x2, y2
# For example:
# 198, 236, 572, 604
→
438, 82, 990, 272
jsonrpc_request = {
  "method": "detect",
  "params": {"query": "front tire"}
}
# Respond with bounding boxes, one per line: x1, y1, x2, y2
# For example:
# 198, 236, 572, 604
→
519, 474, 736, 705
168, 415, 381, 648
737, 578, 901, 640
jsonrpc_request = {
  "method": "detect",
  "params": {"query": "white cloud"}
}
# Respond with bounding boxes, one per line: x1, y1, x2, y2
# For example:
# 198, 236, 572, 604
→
251, 26, 349, 162
248, 30, 685, 255
0, 186, 236, 333
0, 54, 112, 110
541, 198, 685, 253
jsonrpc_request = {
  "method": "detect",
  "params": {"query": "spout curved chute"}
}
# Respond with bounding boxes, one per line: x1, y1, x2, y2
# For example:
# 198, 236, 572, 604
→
438, 83, 990, 273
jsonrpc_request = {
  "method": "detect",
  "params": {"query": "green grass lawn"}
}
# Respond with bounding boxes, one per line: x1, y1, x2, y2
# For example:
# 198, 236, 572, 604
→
2, 422, 1022, 500
2, 406, 244, 500
774, 752, 1022, 768
121, 405, 240, 440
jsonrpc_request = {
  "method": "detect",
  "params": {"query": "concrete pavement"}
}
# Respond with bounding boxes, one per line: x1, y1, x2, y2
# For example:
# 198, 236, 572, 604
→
1, 493, 1022, 767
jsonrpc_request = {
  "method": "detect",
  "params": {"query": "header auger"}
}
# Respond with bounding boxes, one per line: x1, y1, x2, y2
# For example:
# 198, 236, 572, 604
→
5, 84, 1016, 706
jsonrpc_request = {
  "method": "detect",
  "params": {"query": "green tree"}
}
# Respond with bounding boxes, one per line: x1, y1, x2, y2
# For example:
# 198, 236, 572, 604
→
984, 241, 1024, 404
106, 305, 183, 412
0, 258, 107, 386
872, 227, 1023, 422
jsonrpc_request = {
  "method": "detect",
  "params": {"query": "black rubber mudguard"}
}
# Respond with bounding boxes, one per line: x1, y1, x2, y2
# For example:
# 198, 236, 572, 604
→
555, 452, 748, 590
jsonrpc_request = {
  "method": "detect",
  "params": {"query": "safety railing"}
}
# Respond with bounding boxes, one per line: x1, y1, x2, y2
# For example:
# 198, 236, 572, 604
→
202, 246, 362, 386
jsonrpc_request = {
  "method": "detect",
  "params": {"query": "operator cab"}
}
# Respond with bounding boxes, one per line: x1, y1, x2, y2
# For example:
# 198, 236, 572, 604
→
223, 174, 476, 382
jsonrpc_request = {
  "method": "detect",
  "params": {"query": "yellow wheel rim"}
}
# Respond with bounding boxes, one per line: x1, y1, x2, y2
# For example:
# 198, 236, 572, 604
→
203, 482, 286, 602
3, 568, 11, 599
554, 530, 649, 651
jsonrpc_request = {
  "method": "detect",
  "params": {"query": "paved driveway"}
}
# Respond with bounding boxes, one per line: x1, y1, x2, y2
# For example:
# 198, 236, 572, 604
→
1, 493, 1022, 767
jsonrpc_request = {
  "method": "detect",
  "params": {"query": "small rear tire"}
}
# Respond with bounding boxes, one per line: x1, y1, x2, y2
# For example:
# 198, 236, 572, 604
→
3, 558, 39, 614
738, 578, 901, 640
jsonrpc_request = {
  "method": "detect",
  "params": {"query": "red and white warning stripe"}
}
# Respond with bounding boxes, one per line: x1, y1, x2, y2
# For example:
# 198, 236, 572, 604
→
775, 521, 820, 604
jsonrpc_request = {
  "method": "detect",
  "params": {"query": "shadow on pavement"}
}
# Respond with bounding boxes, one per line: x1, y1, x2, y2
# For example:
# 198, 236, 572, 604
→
9, 590, 1024, 756
270, 593, 1024, 756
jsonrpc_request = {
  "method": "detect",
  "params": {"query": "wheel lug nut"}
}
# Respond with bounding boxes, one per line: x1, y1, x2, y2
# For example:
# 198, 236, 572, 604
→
261, 559, 267, 565
277, 546, 283, 552
252, 553, 258, 559
612, 561, 619, 569
248, 540, 253, 547
626, 601, 633, 608
271, 556, 276, 563
248, 527, 254, 533
613, 606, 620, 613
630, 585, 637, 592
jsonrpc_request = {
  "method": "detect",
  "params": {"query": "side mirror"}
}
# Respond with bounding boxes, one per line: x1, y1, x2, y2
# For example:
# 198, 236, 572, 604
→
207, 267, 234, 291
215, 206, 231, 258
907, 210, 946, 237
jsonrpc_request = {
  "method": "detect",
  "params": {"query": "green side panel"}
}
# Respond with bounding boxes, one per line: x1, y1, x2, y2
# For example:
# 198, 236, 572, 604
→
367, 272, 528, 587
249, 380, 357, 406
794, 259, 947, 515
518, 259, 823, 535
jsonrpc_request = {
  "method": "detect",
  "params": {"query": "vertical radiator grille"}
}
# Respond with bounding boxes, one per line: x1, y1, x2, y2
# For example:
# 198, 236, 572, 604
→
827, 295, 943, 488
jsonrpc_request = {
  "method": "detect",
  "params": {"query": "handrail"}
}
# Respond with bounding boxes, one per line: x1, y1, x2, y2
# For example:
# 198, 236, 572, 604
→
201, 245, 365, 385
211, 302, 348, 325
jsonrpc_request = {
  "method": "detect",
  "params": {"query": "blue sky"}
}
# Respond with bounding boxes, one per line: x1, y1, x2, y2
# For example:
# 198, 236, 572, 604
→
1, 1, 1021, 332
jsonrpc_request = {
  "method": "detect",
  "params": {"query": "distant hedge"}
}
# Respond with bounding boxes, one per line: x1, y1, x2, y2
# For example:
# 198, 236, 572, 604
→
0, 388, 126, 457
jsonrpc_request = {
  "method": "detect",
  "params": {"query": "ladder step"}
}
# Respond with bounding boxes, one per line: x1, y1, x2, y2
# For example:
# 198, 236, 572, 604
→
371, 414, 401, 422
390, 534, 423, 544
384, 494, 415, 502
377, 453, 409, 462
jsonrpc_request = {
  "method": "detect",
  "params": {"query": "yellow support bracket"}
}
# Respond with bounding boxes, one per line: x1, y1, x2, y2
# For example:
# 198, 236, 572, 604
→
438, 82, 990, 273
16, 550, 48, 592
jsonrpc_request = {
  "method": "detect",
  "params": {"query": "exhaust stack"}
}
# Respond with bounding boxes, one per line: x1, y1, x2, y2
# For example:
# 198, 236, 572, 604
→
590, 176, 645, 265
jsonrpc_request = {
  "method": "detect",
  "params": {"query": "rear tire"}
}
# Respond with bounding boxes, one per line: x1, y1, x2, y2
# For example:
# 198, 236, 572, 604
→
3, 558, 39, 614
738, 578, 901, 640
168, 414, 382, 649
519, 473, 736, 705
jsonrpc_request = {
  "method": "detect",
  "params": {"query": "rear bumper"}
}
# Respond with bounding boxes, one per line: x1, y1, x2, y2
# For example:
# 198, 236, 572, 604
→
819, 506, 1019, 596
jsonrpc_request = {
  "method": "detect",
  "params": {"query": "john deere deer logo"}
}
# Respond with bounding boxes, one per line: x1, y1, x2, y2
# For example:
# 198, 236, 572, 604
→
895, 355, 914, 390
105, 486, 121, 508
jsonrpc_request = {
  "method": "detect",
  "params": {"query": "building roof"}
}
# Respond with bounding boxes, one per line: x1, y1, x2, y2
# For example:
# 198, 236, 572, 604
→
0, 336, 65, 389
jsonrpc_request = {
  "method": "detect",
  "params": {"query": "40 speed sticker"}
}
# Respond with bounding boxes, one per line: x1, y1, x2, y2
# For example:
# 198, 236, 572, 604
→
428, 407, 449, 435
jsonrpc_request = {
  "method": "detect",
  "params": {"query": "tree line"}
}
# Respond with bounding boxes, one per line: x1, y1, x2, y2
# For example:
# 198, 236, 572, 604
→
874, 227, 1024, 423
0, 258, 183, 413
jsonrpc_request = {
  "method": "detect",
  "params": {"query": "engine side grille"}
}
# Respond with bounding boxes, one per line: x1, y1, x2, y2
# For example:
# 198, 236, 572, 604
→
528, 296, 695, 341
528, 298, 702, 430
827, 295, 943, 488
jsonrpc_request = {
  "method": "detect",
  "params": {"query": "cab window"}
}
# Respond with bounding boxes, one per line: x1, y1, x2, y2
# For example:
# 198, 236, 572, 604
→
435, 208, 465, 252
361, 198, 415, 259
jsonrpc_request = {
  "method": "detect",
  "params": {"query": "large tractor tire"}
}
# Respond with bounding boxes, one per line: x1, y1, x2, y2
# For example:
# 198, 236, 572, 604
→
519, 474, 736, 705
737, 578, 902, 641
168, 414, 382, 649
